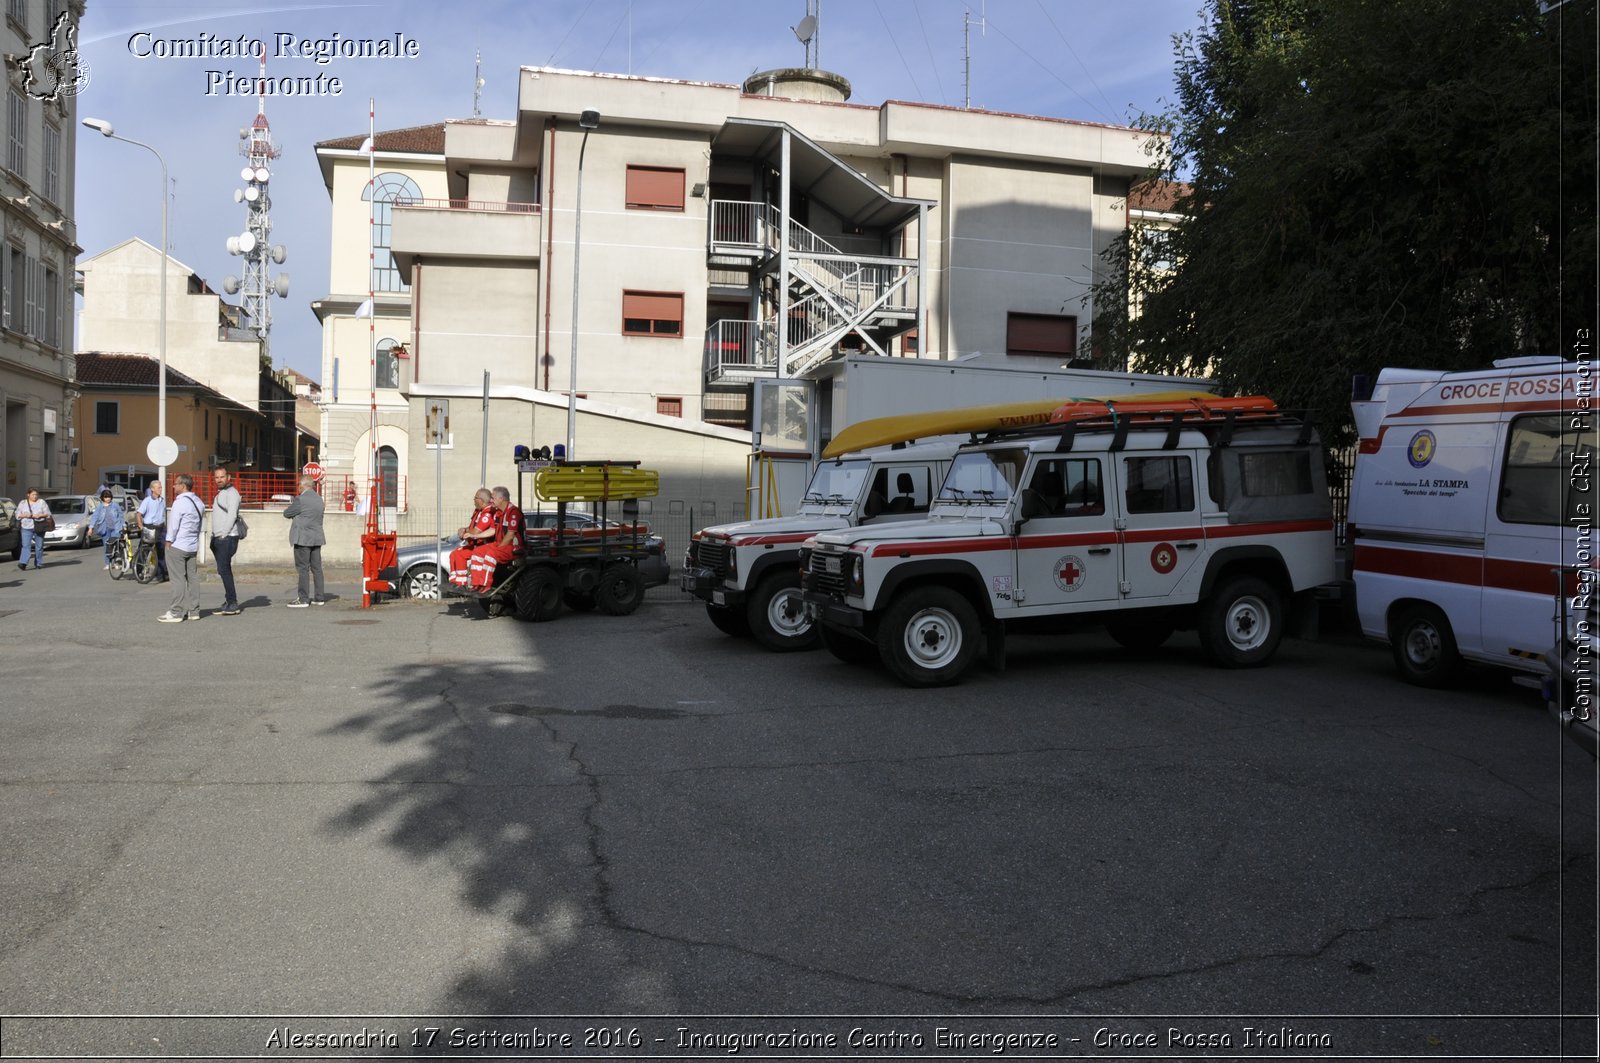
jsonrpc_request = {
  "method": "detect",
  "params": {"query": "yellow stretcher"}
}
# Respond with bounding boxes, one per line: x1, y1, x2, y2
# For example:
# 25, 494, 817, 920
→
534, 462, 660, 503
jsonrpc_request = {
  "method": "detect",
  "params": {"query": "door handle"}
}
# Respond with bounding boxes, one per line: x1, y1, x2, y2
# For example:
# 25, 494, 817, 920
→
1087, 547, 1112, 555
1176, 542, 1199, 551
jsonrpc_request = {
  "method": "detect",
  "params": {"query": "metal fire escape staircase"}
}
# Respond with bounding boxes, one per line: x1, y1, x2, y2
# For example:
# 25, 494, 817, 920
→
705, 203, 919, 382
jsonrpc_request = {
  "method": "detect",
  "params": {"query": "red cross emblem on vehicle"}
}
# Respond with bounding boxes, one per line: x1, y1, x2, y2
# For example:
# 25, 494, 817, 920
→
1151, 542, 1178, 575
1052, 554, 1088, 593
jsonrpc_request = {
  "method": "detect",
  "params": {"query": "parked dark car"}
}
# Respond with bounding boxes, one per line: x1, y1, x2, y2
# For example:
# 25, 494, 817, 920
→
392, 511, 669, 600
0, 496, 20, 561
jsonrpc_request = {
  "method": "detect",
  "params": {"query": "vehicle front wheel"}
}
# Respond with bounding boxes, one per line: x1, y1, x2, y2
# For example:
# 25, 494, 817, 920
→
876, 586, 980, 687
821, 625, 878, 665
706, 603, 750, 637
1390, 603, 1462, 687
595, 564, 644, 616
1198, 576, 1283, 667
514, 566, 563, 622
746, 571, 818, 652
401, 564, 442, 601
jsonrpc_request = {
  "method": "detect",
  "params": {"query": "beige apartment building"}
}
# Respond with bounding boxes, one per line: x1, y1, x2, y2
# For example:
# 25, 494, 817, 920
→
314, 65, 1157, 514
0, 0, 82, 499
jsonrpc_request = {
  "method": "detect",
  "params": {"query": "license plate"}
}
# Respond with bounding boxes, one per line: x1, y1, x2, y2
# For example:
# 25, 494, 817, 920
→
712, 590, 726, 606
679, 574, 695, 591
823, 556, 842, 574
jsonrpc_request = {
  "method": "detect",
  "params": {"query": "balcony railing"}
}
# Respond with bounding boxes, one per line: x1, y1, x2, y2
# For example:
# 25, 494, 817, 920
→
392, 197, 540, 213
704, 319, 777, 380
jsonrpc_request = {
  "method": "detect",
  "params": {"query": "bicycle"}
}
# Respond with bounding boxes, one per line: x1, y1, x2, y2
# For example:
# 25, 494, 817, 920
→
128, 528, 160, 585
106, 524, 136, 580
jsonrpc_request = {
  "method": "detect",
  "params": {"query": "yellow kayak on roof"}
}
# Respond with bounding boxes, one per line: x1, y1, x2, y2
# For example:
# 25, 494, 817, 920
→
820, 391, 1216, 458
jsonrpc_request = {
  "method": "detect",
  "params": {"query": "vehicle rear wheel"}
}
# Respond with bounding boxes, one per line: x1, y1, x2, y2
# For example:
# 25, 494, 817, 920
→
821, 624, 877, 664
514, 566, 563, 622
1390, 603, 1462, 687
562, 589, 597, 612
1105, 612, 1176, 651
1198, 576, 1283, 667
706, 603, 749, 637
595, 564, 644, 616
401, 564, 441, 601
877, 586, 980, 687
746, 570, 818, 652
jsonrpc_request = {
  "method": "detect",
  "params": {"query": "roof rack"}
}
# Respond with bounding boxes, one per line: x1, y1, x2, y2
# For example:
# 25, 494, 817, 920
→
975, 397, 1312, 452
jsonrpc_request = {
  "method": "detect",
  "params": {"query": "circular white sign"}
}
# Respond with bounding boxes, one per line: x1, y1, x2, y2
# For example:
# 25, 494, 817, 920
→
147, 435, 179, 467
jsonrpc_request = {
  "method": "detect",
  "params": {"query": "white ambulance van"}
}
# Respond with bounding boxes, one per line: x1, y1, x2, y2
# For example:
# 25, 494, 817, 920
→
1349, 356, 1596, 686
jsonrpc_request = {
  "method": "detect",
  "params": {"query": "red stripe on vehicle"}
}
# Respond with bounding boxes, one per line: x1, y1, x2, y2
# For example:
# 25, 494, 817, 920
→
1355, 544, 1591, 595
1207, 519, 1333, 539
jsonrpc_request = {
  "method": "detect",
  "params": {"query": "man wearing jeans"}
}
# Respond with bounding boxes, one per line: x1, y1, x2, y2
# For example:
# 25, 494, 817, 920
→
210, 467, 244, 614
159, 474, 207, 623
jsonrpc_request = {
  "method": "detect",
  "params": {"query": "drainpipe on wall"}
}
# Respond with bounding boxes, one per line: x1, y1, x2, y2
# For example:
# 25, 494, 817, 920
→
542, 117, 557, 392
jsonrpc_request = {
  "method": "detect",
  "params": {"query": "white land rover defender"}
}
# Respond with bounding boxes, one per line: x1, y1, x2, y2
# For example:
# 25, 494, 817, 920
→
800, 401, 1337, 686
683, 439, 957, 651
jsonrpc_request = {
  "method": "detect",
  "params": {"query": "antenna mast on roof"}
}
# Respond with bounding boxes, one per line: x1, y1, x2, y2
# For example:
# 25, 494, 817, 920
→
792, 1, 819, 69
473, 48, 484, 116
223, 51, 289, 369
963, 2, 986, 108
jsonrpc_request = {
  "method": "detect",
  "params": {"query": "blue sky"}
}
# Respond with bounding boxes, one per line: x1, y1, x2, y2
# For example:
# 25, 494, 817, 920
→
71, 0, 1203, 383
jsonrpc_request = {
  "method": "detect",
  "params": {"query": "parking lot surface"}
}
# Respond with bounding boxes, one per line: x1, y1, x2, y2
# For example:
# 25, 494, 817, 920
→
0, 555, 1594, 1058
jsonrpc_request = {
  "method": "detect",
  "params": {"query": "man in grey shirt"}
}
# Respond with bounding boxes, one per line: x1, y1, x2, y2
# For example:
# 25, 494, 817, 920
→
159, 474, 207, 623
283, 475, 326, 607
211, 467, 244, 615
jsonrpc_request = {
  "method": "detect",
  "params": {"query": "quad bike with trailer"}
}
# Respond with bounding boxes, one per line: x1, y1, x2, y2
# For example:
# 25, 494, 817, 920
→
457, 460, 660, 623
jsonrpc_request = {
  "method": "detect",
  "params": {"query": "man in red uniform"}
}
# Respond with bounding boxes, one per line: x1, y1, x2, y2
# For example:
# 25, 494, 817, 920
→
449, 488, 499, 587
467, 485, 526, 590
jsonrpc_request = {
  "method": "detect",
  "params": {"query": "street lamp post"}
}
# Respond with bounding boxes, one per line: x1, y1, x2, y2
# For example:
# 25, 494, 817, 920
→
565, 109, 600, 460
82, 118, 169, 485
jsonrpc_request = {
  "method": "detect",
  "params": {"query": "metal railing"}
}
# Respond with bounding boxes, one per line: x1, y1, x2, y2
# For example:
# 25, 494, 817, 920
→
392, 197, 540, 214
703, 319, 776, 376
707, 200, 772, 251
180, 472, 409, 512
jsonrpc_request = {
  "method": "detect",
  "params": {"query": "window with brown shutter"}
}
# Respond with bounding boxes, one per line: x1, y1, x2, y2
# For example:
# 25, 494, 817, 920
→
656, 397, 683, 418
622, 291, 683, 337
1006, 312, 1076, 357
625, 166, 685, 211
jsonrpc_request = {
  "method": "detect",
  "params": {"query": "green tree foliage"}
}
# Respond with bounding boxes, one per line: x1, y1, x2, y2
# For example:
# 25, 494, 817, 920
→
1092, 0, 1596, 444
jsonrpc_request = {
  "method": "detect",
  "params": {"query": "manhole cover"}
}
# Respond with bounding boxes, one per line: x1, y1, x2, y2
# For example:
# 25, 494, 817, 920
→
334, 619, 380, 626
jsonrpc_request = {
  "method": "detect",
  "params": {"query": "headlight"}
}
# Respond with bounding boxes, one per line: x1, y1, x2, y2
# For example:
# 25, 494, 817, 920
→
726, 547, 738, 581
849, 553, 865, 595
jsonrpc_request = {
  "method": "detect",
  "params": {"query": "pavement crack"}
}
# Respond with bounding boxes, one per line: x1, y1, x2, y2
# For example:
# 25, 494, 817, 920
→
535, 717, 621, 931
1372, 726, 1592, 816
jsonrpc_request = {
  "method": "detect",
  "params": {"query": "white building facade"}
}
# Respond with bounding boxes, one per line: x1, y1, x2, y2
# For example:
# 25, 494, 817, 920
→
315, 66, 1158, 517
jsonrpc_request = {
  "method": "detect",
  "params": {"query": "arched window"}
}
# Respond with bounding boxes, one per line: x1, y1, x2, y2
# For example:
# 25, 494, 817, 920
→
377, 445, 399, 509
375, 337, 400, 389
362, 172, 422, 292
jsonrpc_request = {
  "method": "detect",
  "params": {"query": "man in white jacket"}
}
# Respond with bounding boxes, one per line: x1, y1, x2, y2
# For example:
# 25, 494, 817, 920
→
210, 467, 244, 615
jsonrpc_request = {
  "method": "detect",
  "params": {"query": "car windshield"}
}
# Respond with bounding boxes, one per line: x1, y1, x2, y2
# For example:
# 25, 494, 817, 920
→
937, 449, 1028, 505
800, 459, 870, 508
47, 497, 89, 515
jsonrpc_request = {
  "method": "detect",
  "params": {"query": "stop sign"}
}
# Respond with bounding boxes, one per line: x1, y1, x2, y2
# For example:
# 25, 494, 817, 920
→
303, 462, 325, 483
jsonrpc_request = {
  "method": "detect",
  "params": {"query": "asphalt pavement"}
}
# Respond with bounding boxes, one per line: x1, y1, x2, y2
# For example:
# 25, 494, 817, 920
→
0, 549, 1594, 1060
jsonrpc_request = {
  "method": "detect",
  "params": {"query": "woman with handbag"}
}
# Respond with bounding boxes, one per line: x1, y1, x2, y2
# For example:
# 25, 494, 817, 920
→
16, 486, 49, 570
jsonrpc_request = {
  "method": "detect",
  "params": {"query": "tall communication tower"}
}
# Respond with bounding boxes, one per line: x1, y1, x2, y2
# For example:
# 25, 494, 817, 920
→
224, 55, 290, 366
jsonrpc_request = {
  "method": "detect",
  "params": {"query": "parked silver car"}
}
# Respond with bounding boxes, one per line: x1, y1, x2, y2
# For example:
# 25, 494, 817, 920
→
392, 512, 669, 600
42, 495, 99, 549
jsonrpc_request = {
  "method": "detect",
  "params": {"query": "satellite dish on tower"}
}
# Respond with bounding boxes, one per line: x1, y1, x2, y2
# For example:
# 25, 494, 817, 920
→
270, 245, 287, 264
238, 231, 257, 253
222, 275, 241, 294
226, 236, 240, 255
244, 186, 259, 202
254, 167, 270, 183
793, 14, 817, 43
273, 274, 290, 297
233, 189, 243, 203
240, 166, 254, 182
